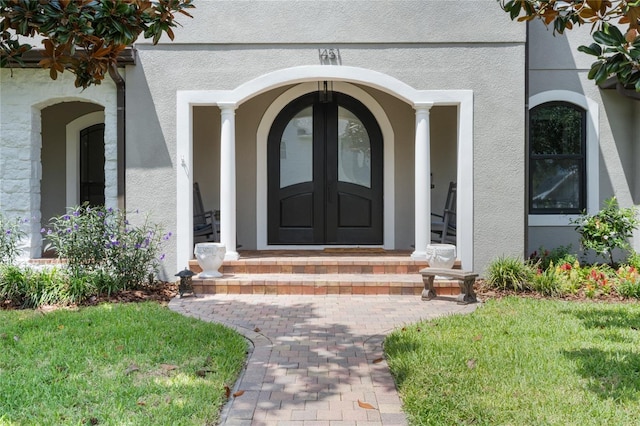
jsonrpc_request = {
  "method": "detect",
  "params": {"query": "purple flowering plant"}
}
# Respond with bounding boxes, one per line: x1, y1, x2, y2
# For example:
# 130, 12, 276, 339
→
44, 205, 170, 292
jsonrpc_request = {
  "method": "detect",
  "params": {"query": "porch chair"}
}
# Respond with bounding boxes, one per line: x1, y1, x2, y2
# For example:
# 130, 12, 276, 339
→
193, 182, 219, 243
431, 181, 456, 244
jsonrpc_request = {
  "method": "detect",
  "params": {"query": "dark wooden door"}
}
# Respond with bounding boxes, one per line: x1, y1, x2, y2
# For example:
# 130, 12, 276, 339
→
268, 92, 383, 244
79, 123, 105, 206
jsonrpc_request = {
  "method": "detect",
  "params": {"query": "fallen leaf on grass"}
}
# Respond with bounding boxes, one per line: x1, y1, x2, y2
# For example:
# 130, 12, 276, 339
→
233, 390, 245, 397
472, 334, 483, 342
372, 357, 384, 364
124, 364, 140, 375
13, 335, 19, 342
137, 400, 146, 406
224, 385, 231, 399
358, 400, 377, 410
0, 333, 6, 339
160, 364, 178, 371
467, 359, 477, 369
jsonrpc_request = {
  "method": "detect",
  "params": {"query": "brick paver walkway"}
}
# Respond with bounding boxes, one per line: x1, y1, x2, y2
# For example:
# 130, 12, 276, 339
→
169, 295, 479, 426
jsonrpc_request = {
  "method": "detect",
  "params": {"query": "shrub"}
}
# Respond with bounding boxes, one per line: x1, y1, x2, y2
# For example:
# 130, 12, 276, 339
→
553, 260, 585, 294
571, 197, 639, 266
531, 266, 562, 296
0, 264, 27, 305
584, 265, 614, 298
625, 251, 640, 270
0, 264, 95, 308
614, 265, 640, 299
0, 214, 27, 264
485, 256, 534, 291
43, 206, 108, 274
44, 206, 170, 292
529, 245, 576, 271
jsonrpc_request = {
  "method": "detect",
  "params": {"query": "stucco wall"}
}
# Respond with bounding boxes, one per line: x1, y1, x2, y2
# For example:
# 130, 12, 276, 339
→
0, 1, 526, 273
124, 0, 526, 273
145, 1, 524, 45
528, 19, 640, 256
0, 69, 117, 258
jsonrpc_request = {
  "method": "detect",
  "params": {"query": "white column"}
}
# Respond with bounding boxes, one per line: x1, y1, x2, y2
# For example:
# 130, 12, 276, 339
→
176, 93, 193, 271
219, 103, 239, 260
411, 103, 433, 260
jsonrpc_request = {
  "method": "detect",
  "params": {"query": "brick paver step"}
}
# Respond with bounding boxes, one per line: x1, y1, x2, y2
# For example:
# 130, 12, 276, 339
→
189, 256, 460, 275
191, 273, 461, 296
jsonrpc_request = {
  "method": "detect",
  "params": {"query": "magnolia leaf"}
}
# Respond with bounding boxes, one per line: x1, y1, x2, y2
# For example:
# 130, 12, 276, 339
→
372, 357, 384, 364
254, 327, 261, 332
586, 0, 603, 14
224, 384, 231, 399
233, 390, 245, 397
578, 43, 602, 56
358, 400, 377, 410
467, 358, 477, 369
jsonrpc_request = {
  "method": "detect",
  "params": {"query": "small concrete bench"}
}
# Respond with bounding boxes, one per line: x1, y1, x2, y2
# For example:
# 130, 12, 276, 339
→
420, 267, 478, 305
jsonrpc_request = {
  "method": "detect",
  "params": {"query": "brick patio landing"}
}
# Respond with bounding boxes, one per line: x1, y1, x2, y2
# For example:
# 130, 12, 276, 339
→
188, 250, 462, 296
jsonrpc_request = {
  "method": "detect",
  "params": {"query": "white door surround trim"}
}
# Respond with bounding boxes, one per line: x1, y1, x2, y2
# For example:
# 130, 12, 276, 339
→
65, 111, 105, 208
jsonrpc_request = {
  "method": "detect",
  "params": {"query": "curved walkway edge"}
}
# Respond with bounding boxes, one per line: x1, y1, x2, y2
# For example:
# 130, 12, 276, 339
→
169, 295, 479, 426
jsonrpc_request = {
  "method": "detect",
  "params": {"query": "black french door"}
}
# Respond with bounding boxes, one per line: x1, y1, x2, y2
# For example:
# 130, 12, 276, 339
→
268, 91, 383, 244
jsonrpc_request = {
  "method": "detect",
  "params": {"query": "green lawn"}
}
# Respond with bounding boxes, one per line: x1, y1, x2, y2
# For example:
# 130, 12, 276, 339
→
0, 302, 247, 426
385, 297, 640, 425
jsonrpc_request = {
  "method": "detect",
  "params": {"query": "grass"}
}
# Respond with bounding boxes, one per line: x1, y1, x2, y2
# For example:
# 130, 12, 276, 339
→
385, 297, 640, 425
0, 302, 247, 426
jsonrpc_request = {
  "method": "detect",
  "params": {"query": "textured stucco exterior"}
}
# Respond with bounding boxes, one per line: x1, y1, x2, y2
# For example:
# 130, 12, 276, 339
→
120, 1, 527, 274
527, 19, 640, 257
15, 1, 640, 276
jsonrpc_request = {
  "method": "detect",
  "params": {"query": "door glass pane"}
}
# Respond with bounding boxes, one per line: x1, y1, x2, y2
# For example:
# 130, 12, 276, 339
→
338, 106, 371, 188
280, 106, 313, 188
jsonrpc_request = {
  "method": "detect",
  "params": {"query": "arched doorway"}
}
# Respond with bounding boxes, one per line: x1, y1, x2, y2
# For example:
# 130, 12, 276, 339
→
267, 90, 383, 244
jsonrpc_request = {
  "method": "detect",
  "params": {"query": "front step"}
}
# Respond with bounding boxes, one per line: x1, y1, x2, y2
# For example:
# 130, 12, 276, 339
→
191, 273, 460, 296
188, 250, 462, 296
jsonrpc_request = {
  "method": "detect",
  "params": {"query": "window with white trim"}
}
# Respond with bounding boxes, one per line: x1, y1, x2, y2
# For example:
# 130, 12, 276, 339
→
529, 101, 586, 214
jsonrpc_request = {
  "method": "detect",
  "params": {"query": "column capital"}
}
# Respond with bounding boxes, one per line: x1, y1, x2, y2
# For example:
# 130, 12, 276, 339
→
217, 102, 238, 111
413, 102, 434, 112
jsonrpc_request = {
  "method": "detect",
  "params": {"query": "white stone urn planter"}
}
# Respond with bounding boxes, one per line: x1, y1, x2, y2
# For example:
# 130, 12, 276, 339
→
426, 243, 457, 271
194, 242, 226, 278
